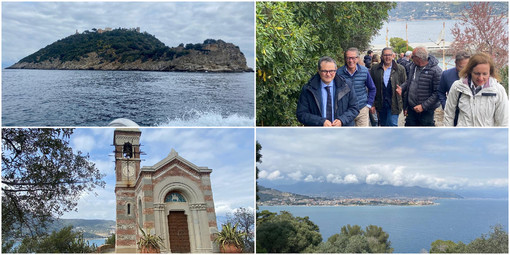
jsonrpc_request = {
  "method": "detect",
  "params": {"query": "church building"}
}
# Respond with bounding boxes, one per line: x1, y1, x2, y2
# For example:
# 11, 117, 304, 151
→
113, 128, 218, 253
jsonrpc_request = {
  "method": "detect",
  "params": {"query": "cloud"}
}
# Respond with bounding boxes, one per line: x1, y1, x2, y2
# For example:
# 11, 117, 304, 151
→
366, 173, 382, 184
259, 170, 284, 180
214, 202, 235, 216
288, 171, 304, 181
326, 173, 359, 184
72, 135, 95, 153
344, 174, 359, 184
2, 2, 254, 68
62, 184, 115, 220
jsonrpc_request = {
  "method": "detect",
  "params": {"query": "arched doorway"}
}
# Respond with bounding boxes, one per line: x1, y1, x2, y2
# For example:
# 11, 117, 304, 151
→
166, 192, 191, 253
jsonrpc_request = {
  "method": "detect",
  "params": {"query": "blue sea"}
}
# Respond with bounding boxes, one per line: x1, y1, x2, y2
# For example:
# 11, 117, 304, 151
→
2, 69, 254, 126
260, 199, 508, 253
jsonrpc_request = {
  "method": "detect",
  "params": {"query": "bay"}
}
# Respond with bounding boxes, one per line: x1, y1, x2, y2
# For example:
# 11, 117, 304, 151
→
2, 69, 254, 127
260, 199, 508, 253
371, 19, 460, 46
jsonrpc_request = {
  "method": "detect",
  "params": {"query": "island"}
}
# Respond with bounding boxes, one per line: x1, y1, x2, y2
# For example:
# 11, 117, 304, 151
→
7, 27, 253, 73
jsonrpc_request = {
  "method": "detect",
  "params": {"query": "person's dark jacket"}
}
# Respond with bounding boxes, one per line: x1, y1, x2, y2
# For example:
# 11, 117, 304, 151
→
296, 73, 359, 126
401, 55, 442, 111
364, 55, 372, 69
438, 67, 460, 109
370, 60, 407, 115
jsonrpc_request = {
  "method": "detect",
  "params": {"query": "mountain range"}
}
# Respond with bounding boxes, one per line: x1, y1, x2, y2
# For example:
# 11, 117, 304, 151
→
8, 28, 252, 72
35, 218, 116, 239
259, 181, 463, 199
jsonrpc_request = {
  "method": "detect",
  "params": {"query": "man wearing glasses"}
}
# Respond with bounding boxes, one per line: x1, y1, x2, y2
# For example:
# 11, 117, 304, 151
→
296, 56, 359, 126
370, 47, 407, 126
336, 48, 376, 127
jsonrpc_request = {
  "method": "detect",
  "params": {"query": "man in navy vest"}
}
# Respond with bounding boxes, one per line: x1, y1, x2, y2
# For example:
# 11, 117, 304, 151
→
296, 56, 359, 126
337, 48, 376, 126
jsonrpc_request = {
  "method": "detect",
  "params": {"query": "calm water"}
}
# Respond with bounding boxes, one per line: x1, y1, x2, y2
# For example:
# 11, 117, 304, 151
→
260, 199, 508, 253
371, 19, 459, 46
2, 69, 254, 126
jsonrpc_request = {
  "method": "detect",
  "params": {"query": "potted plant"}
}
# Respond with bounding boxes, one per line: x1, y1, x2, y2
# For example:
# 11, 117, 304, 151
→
137, 227, 164, 253
214, 222, 246, 253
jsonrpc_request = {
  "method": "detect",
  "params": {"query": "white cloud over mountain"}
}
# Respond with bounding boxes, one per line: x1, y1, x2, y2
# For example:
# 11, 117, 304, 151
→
257, 129, 508, 191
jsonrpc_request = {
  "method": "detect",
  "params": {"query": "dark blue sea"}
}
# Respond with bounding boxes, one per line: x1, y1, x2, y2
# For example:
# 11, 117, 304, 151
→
2, 69, 254, 126
260, 199, 508, 253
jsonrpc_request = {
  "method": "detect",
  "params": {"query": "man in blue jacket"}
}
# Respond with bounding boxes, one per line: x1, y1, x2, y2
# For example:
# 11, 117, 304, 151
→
337, 48, 376, 126
437, 51, 470, 109
296, 56, 359, 126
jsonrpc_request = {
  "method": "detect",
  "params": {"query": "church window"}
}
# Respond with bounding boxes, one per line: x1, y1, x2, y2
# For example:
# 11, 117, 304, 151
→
127, 203, 131, 215
138, 199, 143, 227
164, 192, 186, 202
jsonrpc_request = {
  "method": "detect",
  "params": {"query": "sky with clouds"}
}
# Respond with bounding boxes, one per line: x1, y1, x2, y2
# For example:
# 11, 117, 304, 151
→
62, 128, 254, 221
2, 2, 254, 68
257, 128, 508, 191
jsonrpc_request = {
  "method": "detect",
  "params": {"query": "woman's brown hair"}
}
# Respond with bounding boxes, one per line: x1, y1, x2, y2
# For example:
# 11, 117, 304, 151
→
459, 52, 499, 81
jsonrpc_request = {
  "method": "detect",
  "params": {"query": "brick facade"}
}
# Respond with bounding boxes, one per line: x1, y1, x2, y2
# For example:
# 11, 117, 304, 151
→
114, 128, 218, 253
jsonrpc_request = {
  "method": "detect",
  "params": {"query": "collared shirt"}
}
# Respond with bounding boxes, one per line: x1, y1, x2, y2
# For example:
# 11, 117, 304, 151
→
470, 79, 489, 95
383, 65, 392, 87
347, 65, 358, 77
321, 80, 335, 119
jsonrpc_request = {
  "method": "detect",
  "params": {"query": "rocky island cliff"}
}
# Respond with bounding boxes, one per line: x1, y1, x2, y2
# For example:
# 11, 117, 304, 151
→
8, 28, 253, 72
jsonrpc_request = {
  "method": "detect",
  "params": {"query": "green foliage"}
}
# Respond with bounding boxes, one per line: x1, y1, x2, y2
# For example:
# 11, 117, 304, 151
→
18, 28, 192, 64
389, 37, 413, 54
430, 225, 508, 253
256, 141, 262, 204
499, 66, 508, 95
2, 128, 105, 241
137, 227, 164, 251
256, 2, 317, 126
226, 207, 254, 252
105, 233, 115, 246
314, 224, 393, 253
12, 226, 97, 253
256, 2, 395, 126
215, 222, 247, 250
256, 210, 322, 253
430, 240, 466, 253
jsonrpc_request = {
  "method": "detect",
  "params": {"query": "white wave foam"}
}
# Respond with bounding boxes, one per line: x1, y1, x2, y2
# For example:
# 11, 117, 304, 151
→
158, 111, 254, 127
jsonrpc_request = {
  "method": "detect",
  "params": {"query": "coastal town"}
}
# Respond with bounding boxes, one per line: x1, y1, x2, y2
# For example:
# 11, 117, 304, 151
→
258, 196, 437, 207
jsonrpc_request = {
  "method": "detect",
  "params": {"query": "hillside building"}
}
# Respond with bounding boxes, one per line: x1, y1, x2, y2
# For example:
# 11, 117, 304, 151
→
114, 128, 218, 253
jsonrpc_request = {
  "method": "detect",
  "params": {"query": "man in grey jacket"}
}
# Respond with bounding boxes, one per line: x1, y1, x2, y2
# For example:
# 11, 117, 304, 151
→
401, 46, 441, 126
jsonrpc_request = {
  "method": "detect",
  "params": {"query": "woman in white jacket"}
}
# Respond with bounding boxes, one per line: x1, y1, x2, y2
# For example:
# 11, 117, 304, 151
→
444, 53, 508, 126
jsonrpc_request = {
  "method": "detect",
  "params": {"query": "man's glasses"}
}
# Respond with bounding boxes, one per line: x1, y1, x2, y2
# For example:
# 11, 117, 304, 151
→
320, 70, 336, 74
346, 57, 358, 61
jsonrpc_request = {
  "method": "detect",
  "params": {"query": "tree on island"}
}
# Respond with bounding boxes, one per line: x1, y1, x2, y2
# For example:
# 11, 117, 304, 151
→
1, 128, 105, 252
430, 225, 508, 253
256, 2, 395, 126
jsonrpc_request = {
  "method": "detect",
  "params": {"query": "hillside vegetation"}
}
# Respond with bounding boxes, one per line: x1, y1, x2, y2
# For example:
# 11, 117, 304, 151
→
10, 28, 252, 72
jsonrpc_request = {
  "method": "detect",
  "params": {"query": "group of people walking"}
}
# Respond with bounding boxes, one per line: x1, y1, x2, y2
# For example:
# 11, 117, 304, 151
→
296, 46, 508, 127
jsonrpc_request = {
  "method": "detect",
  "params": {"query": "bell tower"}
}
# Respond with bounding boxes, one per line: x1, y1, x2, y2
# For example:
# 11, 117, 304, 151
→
114, 128, 141, 187
114, 128, 141, 253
